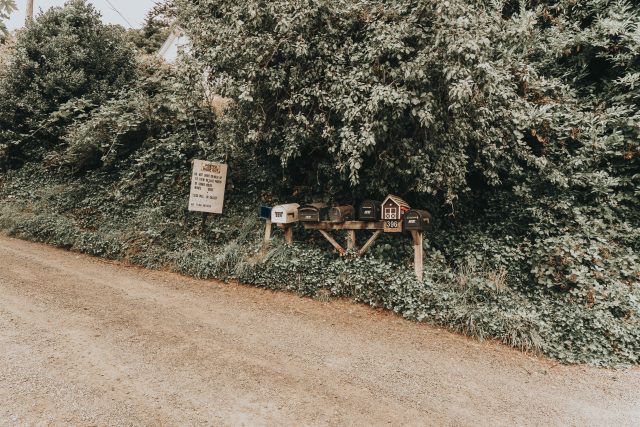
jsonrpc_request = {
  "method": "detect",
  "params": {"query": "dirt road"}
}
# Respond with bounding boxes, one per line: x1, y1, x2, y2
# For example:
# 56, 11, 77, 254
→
0, 236, 638, 426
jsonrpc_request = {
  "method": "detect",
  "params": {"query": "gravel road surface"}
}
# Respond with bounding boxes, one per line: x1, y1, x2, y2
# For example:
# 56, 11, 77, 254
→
0, 235, 638, 426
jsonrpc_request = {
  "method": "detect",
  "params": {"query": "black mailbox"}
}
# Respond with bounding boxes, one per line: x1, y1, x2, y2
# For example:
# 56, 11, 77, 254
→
358, 200, 381, 221
298, 203, 329, 222
259, 205, 272, 220
328, 205, 355, 223
403, 209, 433, 231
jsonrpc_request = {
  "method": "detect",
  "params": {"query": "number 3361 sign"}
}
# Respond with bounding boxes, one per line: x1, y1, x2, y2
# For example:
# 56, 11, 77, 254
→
188, 160, 228, 214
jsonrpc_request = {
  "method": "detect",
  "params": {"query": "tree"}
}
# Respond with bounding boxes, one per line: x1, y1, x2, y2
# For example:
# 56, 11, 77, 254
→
127, 1, 175, 54
0, 0, 16, 41
176, 0, 536, 204
0, 0, 137, 168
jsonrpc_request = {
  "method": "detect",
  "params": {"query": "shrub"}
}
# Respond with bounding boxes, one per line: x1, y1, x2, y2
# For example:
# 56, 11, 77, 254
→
0, 0, 136, 168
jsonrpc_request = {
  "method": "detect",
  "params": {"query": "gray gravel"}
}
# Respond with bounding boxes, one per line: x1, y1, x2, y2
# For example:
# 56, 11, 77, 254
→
0, 235, 639, 426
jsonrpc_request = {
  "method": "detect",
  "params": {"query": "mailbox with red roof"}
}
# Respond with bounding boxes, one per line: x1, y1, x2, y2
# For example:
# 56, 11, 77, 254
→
381, 195, 410, 232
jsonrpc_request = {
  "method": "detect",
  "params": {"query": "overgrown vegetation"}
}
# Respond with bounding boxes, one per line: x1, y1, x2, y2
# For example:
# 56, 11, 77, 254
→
0, 0, 136, 169
0, 0, 15, 41
0, 0, 638, 366
127, 2, 174, 55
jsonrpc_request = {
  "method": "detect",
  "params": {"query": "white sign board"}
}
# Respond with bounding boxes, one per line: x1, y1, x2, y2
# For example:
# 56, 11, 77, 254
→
188, 160, 228, 214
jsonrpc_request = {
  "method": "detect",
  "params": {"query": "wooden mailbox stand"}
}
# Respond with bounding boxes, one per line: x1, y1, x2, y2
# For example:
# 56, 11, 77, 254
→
263, 219, 272, 241
302, 221, 382, 255
301, 220, 424, 281
262, 221, 295, 245
260, 198, 428, 281
410, 230, 424, 282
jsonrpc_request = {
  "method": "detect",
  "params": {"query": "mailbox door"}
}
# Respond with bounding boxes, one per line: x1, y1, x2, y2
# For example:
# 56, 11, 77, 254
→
383, 204, 399, 220
359, 202, 377, 220
271, 209, 285, 223
299, 208, 319, 222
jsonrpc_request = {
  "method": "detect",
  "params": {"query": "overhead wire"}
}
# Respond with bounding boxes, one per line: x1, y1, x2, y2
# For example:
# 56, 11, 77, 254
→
102, 0, 133, 28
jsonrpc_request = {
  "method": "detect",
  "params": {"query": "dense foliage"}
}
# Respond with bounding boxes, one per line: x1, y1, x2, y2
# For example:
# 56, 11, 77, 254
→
174, 0, 639, 363
127, 3, 174, 55
0, 0, 136, 168
0, 0, 16, 40
178, 0, 533, 203
0, 0, 638, 365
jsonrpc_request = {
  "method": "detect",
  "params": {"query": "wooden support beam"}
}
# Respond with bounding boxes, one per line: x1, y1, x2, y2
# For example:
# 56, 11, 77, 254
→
346, 230, 356, 250
263, 219, 272, 243
319, 230, 345, 255
284, 224, 294, 244
411, 230, 424, 281
357, 230, 383, 257
303, 221, 384, 231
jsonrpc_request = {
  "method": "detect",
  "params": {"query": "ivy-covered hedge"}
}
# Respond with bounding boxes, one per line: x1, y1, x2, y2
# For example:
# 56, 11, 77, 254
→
1, 157, 638, 366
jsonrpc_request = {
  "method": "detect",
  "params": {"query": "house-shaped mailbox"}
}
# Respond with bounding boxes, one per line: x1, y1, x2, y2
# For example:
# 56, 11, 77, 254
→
358, 200, 381, 221
328, 205, 355, 223
382, 195, 410, 220
382, 195, 410, 232
298, 203, 329, 222
271, 203, 300, 224
403, 209, 433, 231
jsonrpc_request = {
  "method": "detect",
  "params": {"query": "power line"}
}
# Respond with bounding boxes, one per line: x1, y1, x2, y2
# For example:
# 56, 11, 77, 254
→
102, 0, 133, 28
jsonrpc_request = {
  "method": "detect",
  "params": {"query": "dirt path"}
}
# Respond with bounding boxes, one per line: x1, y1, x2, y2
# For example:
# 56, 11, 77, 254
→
0, 236, 638, 426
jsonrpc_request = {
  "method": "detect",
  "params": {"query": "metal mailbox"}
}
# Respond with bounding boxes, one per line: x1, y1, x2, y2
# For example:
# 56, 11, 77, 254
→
271, 203, 300, 224
298, 203, 329, 222
403, 209, 433, 231
358, 200, 381, 221
328, 205, 355, 223
259, 205, 272, 220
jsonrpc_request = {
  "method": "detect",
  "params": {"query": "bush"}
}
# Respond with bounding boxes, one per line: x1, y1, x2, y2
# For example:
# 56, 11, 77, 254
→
0, 0, 136, 168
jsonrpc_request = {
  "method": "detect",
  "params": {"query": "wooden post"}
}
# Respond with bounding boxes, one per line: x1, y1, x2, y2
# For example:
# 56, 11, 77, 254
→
284, 224, 294, 244
263, 219, 272, 243
200, 212, 209, 232
346, 230, 356, 250
318, 230, 346, 255
358, 230, 383, 257
411, 230, 424, 281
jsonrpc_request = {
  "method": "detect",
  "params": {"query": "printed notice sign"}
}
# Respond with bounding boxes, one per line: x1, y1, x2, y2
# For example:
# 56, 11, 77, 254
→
188, 160, 228, 214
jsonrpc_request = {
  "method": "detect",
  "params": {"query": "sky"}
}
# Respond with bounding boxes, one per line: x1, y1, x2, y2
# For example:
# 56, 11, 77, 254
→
6, 0, 156, 31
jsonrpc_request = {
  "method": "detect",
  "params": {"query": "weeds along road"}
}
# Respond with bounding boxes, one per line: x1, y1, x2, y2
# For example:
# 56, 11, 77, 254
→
0, 235, 638, 426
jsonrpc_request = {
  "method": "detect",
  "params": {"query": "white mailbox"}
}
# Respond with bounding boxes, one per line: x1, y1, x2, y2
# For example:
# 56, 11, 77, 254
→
271, 203, 300, 224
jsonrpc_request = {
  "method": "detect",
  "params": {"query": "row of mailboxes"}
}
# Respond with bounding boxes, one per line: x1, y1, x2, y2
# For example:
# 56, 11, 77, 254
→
297, 203, 358, 223
261, 196, 433, 231
296, 199, 393, 223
